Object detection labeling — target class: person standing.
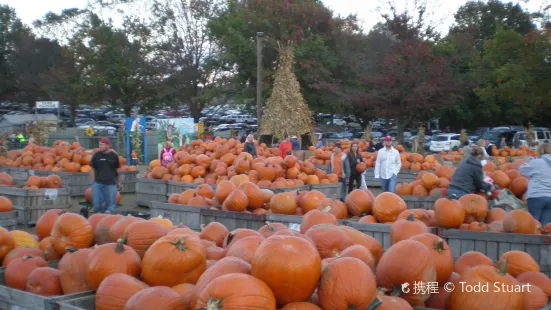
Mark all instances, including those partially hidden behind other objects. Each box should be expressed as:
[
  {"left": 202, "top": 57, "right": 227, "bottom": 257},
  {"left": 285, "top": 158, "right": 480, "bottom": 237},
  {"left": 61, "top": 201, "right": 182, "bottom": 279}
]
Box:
[
  {"left": 330, "top": 143, "right": 350, "bottom": 201},
  {"left": 160, "top": 142, "right": 176, "bottom": 167},
  {"left": 90, "top": 138, "right": 120, "bottom": 214},
  {"left": 316, "top": 138, "right": 324, "bottom": 149},
  {"left": 244, "top": 134, "right": 257, "bottom": 158},
  {"left": 291, "top": 136, "right": 300, "bottom": 151},
  {"left": 374, "top": 138, "right": 384, "bottom": 151},
  {"left": 520, "top": 144, "right": 551, "bottom": 226},
  {"left": 499, "top": 137, "right": 507, "bottom": 149},
  {"left": 367, "top": 140, "right": 376, "bottom": 152},
  {"left": 279, "top": 135, "right": 293, "bottom": 158},
  {"left": 448, "top": 147, "right": 495, "bottom": 198},
  {"left": 374, "top": 136, "right": 401, "bottom": 193},
  {"left": 347, "top": 142, "right": 363, "bottom": 193},
  {"left": 485, "top": 140, "right": 496, "bottom": 155}
]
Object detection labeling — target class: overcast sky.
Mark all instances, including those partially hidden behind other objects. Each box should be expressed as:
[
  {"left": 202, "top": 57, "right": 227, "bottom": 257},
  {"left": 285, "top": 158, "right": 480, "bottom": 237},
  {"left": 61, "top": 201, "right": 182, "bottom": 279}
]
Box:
[{"left": 3, "top": 0, "right": 549, "bottom": 35}]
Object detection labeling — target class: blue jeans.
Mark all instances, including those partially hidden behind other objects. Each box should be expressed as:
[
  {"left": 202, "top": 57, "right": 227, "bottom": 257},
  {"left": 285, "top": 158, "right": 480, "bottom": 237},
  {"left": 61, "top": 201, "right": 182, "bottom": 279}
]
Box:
[
  {"left": 447, "top": 187, "right": 470, "bottom": 199},
  {"left": 339, "top": 178, "right": 347, "bottom": 201},
  {"left": 527, "top": 197, "right": 551, "bottom": 226},
  {"left": 92, "top": 181, "right": 117, "bottom": 213},
  {"left": 380, "top": 175, "right": 397, "bottom": 193}
]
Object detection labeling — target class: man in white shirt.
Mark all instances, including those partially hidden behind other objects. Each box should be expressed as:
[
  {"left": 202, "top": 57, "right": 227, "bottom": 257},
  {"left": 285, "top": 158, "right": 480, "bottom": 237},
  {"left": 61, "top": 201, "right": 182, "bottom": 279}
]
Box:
[{"left": 374, "top": 136, "right": 402, "bottom": 193}]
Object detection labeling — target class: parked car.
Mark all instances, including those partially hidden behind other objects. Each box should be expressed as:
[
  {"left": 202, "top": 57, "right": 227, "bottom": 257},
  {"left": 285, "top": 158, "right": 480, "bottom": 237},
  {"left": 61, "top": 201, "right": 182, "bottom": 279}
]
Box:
[
  {"left": 326, "top": 119, "right": 347, "bottom": 126},
  {"left": 512, "top": 129, "right": 551, "bottom": 147},
  {"left": 482, "top": 129, "right": 516, "bottom": 147},
  {"left": 430, "top": 134, "right": 464, "bottom": 152}
]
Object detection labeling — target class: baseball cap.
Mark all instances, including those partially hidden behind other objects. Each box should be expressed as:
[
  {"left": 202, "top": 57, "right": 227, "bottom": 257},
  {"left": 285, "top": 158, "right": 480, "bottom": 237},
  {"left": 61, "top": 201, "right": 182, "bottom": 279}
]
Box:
[
  {"left": 291, "top": 135, "right": 297, "bottom": 139},
  {"left": 100, "top": 138, "right": 111, "bottom": 145},
  {"left": 384, "top": 136, "right": 392, "bottom": 142}
]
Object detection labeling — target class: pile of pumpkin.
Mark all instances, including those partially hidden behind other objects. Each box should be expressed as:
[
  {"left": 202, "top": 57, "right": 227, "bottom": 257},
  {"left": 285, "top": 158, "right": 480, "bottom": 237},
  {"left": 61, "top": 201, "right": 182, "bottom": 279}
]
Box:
[
  {"left": 21, "top": 175, "right": 63, "bottom": 189},
  {"left": 144, "top": 151, "right": 340, "bottom": 188},
  {"left": 0, "top": 140, "right": 136, "bottom": 173},
  {"left": 439, "top": 145, "right": 537, "bottom": 163},
  {"left": 1, "top": 207, "right": 550, "bottom": 310},
  {"left": 179, "top": 137, "right": 282, "bottom": 158}
]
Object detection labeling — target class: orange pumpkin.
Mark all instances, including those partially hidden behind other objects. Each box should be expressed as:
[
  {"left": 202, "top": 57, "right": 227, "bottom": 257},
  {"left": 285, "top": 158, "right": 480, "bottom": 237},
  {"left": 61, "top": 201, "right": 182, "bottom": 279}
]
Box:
[
  {"left": 95, "top": 273, "right": 149, "bottom": 310},
  {"left": 372, "top": 192, "right": 407, "bottom": 223},
  {"left": 50, "top": 213, "right": 94, "bottom": 256}
]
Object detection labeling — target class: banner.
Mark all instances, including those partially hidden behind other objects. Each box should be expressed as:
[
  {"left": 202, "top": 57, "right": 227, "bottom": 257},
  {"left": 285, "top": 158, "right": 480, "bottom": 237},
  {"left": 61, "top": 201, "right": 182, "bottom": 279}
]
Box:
[
  {"left": 156, "top": 118, "right": 196, "bottom": 154},
  {"left": 126, "top": 116, "right": 147, "bottom": 164}
]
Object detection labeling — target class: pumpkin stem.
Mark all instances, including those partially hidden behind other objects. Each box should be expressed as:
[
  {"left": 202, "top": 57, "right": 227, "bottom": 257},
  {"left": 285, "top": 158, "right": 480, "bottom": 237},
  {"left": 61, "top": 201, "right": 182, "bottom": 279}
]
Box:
[
  {"left": 65, "top": 247, "right": 79, "bottom": 253},
  {"left": 200, "top": 224, "right": 205, "bottom": 230},
  {"left": 322, "top": 206, "right": 332, "bottom": 213},
  {"left": 22, "top": 255, "right": 33, "bottom": 261},
  {"left": 447, "top": 194, "right": 458, "bottom": 200},
  {"left": 225, "top": 232, "right": 235, "bottom": 246},
  {"left": 205, "top": 297, "right": 222, "bottom": 310},
  {"left": 171, "top": 238, "right": 188, "bottom": 251},
  {"left": 115, "top": 238, "right": 127, "bottom": 253},
  {"left": 376, "top": 287, "right": 388, "bottom": 295},
  {"left": 390, "top": 285, "right": 402, "bottom": 297},
  {"left": 497, "top": 259, "right": 508, "bottom": 276},
  {"left": 433, "top": 240, "right": 445, "bottom": 253},
  {"left": 406, "top": 213, "right": 415, "bottom": 221},
  {"left": 366, "top": 297, "right": 383, "bottom": 310}
]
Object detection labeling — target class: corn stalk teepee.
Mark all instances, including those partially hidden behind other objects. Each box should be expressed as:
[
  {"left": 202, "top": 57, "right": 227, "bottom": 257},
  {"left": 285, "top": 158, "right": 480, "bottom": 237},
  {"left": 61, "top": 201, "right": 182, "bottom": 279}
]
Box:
[{"left": 259, "top": 44, "right": 315, "bottom": 144}]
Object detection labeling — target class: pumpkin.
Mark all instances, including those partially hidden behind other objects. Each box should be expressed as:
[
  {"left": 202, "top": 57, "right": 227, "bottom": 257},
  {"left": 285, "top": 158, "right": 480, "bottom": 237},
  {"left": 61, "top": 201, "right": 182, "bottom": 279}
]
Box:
[
  {"left": 172, "top": 283, "right": 195, "bottom": 309},
  {"left": 280, "top": 302, "right": 322, "bottom": 310},
  {"left": 304, "top": 224, "right": 351, "bottom": 259},
  {"left": 344, "top": 189, "right": 374, "bottom": 216},
  {"left": 448, "top": 261, "right": 523, "bottom": 310},
  {"left": 300, "top": 208, "right": 338, "bottom": 234},
  {"left": 122, "top": 220, "right": 169, "bottom": 257},
  {"left": 0, "top": 196, "right": 13, "bottom": 212},
  {"left": 340, "top": 225, "right": 383, "bottom": 264},
  {"left": 94, "top": 215, "right": 124, "bottom": 244},
  {"left": 490, "top": 170, "right": 511, "bottom": 189},
  {"left": 58, "top": 247, "right": 93, "bottom": 294},
  {"left": 142, "top": 234, "right": 207, "bottom": 286},
  {"left": 521, "top": 284, "right": 549, "bottom": 310},
  {"left": 223, "top": 228, "right": 263, "bottom": 248},
  {"left": 269, "top": 192, "right": 297, "bottom": 215},
  {"left": 486, "top": 208, "right": 507, "bottom": 223},
  {"left": 4, "top": 255, "right": 48, "bottom": 290},
  {"left": 510, "top": 177, "right": 528, "bottom": 197},
  {"left": 390, "top": 213, "right": 429, "bottom": 244},
  {"left": 190, "top": 256, "right": 252, "bottom": 307},
  {"left": 300, "top": 190, "right": 326, "bottom": 213},
  {"left": 251, "top": 235, "right": 321, "bottom": 306},
  {"left": 376, "top": 295, "right": 413, "bottom": 310},
  {"left": 516, "top": 271, "right": 551, "bottom": 297},
  {"left": 376, "top": 239, "right": 437, "bottom": 305},
  {"left": 421, "top": 173, "right": 439, "bottom": 190},
  {"left": 372, "top": 192, "right": 407, "bottom": 223},
  {"left": 458, "top": 194, "right": 488, "bottom": 223},
  {"left": 199, "top": 222, "right": 229, "bottom": 247},
  {"left": 454, "top": 251, "right": 495, "bottom": 275},
  {"left": 503, "top": 209, "right": 536, "bottom": 234},
  {"left": 358, "top": 215, "right": 377, "bottom": 223},
  {"left": 10, "top": 230, "right": 39, "bottom": 248},
  {"left": 225, "top": 236, "right": 263, "bottom": 264},
  {"left": 409, "top": 233, "right": 453, "bottom": 285},
  {"left": 85, "top": 239, "right": 142, "bottom": 290},
  {"left": 195, "top": 273, "right": 276, "bottom": 310},
  {"left": 316, "top": 196, "right": 348, "bottom": 219},
  {"left": 222, "top": 189, "right": 249, "bottom": 212},
  {"left": 433, "top": 196, "right": 465, "bottom": 228},
  {"left": 239, "top": 182, "right": 270, "bottom": 209},
  {"left": 257, "top": 222, "right": 287, "bottom": 238},
  {"left": 123, "top": 286, "right": 182, "bottom": 310},
  {"left": 45, "top": 175, "right": 62, "bottom": 188},
  {"left": 50, "top": 213, "right": 93, "bottom": 256},
  {"left": 0, "top": 227, "right": 15, "bottom": 261},
  {"left": 39, "top": 236, "right": 61, "bottom": 260},
  {"left": 498, "top": 250, "right": 540, "bottom": 277},
  {"left": 331, "top": 244, "right": 375, "bottom": 271},
  {"left": 88, "top": 213, "right": 108, "bottom": 233},
  {"left": 108, "top": 216, "right": 144, "bottom": 242},
  {"left": 26, "top": 267, "right": 62, "bottom": 296},
  {"left": 318, "top": 257, "right": 378, "bottom": 310},
  {"left": 95, "top": 273, "right": 149, "bottom": 310},
  {"left": 2, "top": 247, "right": 44, "bottom": 267}
]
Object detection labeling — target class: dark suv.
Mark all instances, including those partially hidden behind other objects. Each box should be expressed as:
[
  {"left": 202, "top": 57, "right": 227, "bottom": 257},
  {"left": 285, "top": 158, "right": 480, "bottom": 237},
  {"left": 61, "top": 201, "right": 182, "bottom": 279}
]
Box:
[{"left": 482, "top": 129, "right": 516, "bottom": 147}]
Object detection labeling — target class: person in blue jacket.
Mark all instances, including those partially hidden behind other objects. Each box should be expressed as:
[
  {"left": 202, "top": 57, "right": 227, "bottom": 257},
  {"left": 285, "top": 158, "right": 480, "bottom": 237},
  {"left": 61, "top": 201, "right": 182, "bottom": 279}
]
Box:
[
  {"left": 520, "top": 143, "right": 551, "bottom": 226},
  {"left": 291, "top": 135, "right": 300, "bottom": 150}
]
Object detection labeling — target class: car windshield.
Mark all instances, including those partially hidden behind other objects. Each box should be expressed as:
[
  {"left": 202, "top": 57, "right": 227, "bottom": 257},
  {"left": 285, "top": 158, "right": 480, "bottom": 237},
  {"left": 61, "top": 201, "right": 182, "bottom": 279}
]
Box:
[
  {"left": 482, "top": 131, "right": 503, "bottom": 139},
  {"left": 432, "top": 136, "right": 449, "bottom": 142}
]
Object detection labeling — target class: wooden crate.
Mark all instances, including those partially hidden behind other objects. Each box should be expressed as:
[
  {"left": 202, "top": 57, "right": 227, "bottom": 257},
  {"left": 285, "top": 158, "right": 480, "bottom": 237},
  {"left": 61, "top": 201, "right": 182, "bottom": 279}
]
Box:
[
  {"left": 56, "top": 295, "right": 95, "bottom": 310},
  {"left": 166, "top": 181, "right": 216, "bottom": 196},
  {"left": 314, "top": 164, "right": 330, "bottom": 173},
  {"left": 0, "top": 260, "right": 94, "bottom": 310},
  {"left": 136, "top": 178, "right": 167, "bottom": 207},
  {"left": 401, "top": 196, "right": 438, "bottom": 210},
  {"left": 0, "top": 212, "right": 17, "bottom": 231},
  {"left": 364, "top": 168, "right": 420, "bottom": 183},
  {"left": 35, "top": 171, "right": 91, "bottom": 197},
  {"left": 259, "top": 186, "right": 305, "bottom": 194},
  {"left": 266, "top": 213, "right": 349, "bottom": 232},
  {"left": 442, "top": 229, "right": 551, "bottom": 277},
  {"left": 150, "top": 202, "right": 204, "bottom": 231},
  {"left": 200, "top": 209, "right": 265, "bottom": 231},
  {"left": 0, "top": 187, "right": 71, "bottom": 226},
  {"left": 119, "top": 171, "right": 139, "bottom": 193},
  {"left": 4, "top": 167, "right": 29, "bottom": 186},
  {"left": 308, "top": 184, "right": 342, "bottom": 199}
]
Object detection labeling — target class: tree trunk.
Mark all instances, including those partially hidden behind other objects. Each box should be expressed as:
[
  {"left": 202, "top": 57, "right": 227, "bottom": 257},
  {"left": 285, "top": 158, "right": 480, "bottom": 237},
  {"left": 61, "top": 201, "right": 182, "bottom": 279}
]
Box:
[
  {"left": 190, "top": 100, "right": 201, "bottom": 122},
  {"left": 396, "top": 110, "right": 404, "bottom": 145},
  {"left": 123, "top": 103, "right": 132, "bottom": 117}
]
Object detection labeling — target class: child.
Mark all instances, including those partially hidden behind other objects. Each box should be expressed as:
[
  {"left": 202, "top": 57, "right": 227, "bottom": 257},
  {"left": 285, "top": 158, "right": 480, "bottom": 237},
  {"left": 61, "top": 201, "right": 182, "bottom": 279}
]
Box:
[{"left": 131, "top": 150, "right": 139, "bottom": 166}]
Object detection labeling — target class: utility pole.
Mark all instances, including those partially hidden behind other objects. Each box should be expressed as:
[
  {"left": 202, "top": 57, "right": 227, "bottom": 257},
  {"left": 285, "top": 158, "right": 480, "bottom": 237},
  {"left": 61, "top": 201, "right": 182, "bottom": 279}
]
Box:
[{"left": 256, "top": 32, "right": 264, "bottom": 122}]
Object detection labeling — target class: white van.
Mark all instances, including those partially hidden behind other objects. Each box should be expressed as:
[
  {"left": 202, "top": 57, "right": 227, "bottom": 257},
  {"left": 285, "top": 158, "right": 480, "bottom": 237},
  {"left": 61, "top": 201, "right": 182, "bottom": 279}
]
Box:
[
  {"left": 430, "top": 134, "right": 463, "bottom": 152},
  {"left": 512, "top": 129, "right": 551, "bottom": 147}
]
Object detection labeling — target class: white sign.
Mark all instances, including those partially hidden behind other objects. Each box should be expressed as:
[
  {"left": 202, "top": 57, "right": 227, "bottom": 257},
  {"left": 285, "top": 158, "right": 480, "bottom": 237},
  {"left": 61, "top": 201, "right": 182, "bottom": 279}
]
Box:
[
  {"left": 28, "top": 170, "right": 35, "bottom": 176},
  {"left": 36, "top": 101, "right": 59, "bottom": 109},
  {"left": 288, "top": 223, "right": 301, "bottom": 232},
  {"left": 44, "top": 189, "right": 58, "bottom": 201}
]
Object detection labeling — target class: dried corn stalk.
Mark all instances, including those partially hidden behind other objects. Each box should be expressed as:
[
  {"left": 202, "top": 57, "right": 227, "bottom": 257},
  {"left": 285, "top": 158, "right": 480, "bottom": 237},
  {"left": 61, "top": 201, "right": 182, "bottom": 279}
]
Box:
[
  {"left": 26, "top": 122, "right": 50, "bottom": 146},
  {"left": 523, "top": 121, "right": 535, "bottom": 146},
  {"left": 363, "top": 123, "right": 373, "bottom": 141},
  {"left": 460, "top": 129, "right": 468, "bottom": 145},
  {"left": 417, "top": 126, "right": 425, "bottom": 156},
  {"left": 259, "top": 45, "right": 315, "bottom": 144}
]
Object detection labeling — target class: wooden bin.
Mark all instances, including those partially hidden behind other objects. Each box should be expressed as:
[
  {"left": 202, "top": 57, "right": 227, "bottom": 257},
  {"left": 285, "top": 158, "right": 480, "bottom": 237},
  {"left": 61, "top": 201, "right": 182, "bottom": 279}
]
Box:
[
  {"left": 57, "top": 294, "right": 95, "bottom": 310},
  {"left": 0, "top": 187, "right": 71, "bottom": 227},
  {"left": 0, "top": 260, "right": 94, "bottom": 310},
  {"left": 314, "top": 164, "right": 330, "bottom": 173},
  {"left": 136, "top": 178, "right": 167, "bottom": 207},
  {"left": 259, "top": 186, "right": 305, "bottom": 194},
  {"left": 200, "top": 209, "right": 265, "bottom": 231},
  {"left": 309, "top": 184, "right": 341, "bottom": 199},
  {"left": 441, "top": 229, "right": 551, "bottom": 277},
  {"left": 5, "top": 167, "right": 30, "bottom": 186},
  {"left": 34, "top": 171, "right": 92, "bottom": 197},
  {"left": 166, "top": 181, "right": 216, "bottom": 196},
  {"left": 0, "top": 212, "right": 17, "bottom": 231},
  {"left": 266, "top": 213, "right": 349, "bottom": 232},
  {"left": 119, "top": 170, "right": 139, "bottom": 193},
  {"left": 401, "top": 196, "right": 438, "bottom": 210},
  {"left": 364, "top": 168, "right": 421, "bottom": 184},
  {"left": 150, "top": 202, "right": 204, "bottom": 231}
]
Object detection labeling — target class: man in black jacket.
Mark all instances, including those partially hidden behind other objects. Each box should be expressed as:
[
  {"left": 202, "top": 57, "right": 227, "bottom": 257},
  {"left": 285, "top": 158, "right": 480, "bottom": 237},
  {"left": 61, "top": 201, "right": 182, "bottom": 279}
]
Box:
[
  {"left": 347, "top": 142, "right": 363, "bottom": 193},
  {"left": 90, "top": 138, "right": 120, "bottom": 213},
  {"left": 448, "top": 147, "right": 495, "bottom": 198}
]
